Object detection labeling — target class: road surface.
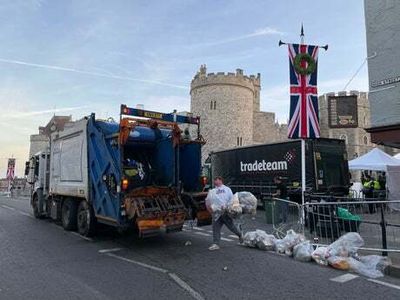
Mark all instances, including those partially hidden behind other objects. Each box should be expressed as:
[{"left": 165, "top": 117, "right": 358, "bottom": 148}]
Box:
[{"left": 1, "top": 195, "right": 400, "bottom": 299}]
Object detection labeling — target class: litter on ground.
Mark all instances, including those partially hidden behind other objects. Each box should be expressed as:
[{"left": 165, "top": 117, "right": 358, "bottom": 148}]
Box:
[{"left": 242, "top": 230, "right": 391, "bottom": 279}]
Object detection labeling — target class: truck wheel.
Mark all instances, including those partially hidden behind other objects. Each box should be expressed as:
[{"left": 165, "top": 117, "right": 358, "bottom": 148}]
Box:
[
  {"left": 62, "top": 199, "right": 78, "bottom": 231},
  {"left": 77, "top": 201, "right": 96, "bottom": 237},
  {"left": 32, "top": 194, "right": 41, "bottom": 219}
]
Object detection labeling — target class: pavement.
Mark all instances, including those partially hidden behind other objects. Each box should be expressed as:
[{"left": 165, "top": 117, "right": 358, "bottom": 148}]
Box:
[{"left": 1, "top": 196, "right": 400, "bottom": 299}]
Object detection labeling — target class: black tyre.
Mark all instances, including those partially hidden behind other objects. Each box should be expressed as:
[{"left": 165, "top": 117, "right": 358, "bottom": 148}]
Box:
[
  {"left": 61, "top": 199, "right": 78, "bottom": 231},
  {"left": 77, "top": 201, "right": 96, "bottom": 237},
  {"left": 32, "top": 194, "right": 41, "bottom": 219}
]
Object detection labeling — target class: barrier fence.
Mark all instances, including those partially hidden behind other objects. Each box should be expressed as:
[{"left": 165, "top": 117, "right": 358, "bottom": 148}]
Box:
[{"left": 265, "top": 196, "right": 400, "bottom": 258}]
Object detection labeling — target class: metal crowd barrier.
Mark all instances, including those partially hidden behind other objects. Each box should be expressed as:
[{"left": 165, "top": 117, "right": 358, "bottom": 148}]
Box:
[
  {"left": 264, "top": 198, "right": 303, "bottom": 239},
  {"left": 267, "top": 196, "right": 400, "bottom": 257}
]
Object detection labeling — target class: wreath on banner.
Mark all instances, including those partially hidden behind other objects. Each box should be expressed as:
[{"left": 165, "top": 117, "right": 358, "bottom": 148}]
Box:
[{"left": 294, "top": 53, "right": 316, "bottom": 75}]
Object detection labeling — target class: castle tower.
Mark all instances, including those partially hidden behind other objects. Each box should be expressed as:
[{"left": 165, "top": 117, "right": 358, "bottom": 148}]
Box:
[
  {"left": 250, "top": 73, "right": 261, "bottom": 112},
  {"left": 190, "top": 65, "right": 257, "bottom": 162}
]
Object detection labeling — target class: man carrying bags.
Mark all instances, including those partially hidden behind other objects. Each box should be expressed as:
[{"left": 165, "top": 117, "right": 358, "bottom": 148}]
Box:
[{"left": 206, "top": 176, "right": 243, "bottom": 251}]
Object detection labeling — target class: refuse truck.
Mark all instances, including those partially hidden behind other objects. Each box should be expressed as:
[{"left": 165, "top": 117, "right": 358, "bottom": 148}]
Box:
[
  {"left": 26, "top": 105, "right": 211, "bottom": 237},
  {"left": 206, "top": 139, "right": 350, "bottom": 202}
]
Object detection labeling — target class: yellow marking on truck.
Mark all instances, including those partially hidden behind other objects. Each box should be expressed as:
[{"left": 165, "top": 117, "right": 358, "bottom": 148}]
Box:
[{"left": 143, "top": 111, "right": 163, "bottom": 119}]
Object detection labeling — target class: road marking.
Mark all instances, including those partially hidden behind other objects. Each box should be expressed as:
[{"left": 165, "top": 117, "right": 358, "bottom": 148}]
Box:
[
  {"left": 220, "top": 237, "right": 234, "bottom": 242},
  {"left": 98, "top": 248, "right": 123, "bottom": 254},
  {"left": 192, "top": 231, "right": 234, "bottom": 242},
  {"left": 106, "top": 252, "right": 168, "bottom": 273},
  {"left": 1, "top": 205, "right": 16, "bottom": 211},
  {"left": 194, "top": 231, "right": 211, "bottom": 237},
  {"left": 53, "top": 224, "right": 64, "bottom": 230},
  {"left": 330, "top": 273, "right": 359, "bottom": 283},
  {"left": 168, "top": 273, "right": 205, "bottom": 300},
  {"left": 228, "top": 235, "right": 239, "bottom": 239},
  {"left": 70, "top": 232, "right": 94, "bottom": 242},
  {"left": 19, "top": 211, "right": 34, "bottom": 218},
  {"left": 193, "top": 227, "right": 205, "bottom": 231},
  {"left": 105, "top": 251, "right": 204, "bottom": 300},
  {"left": 367, "top": 279, "right": 400, "bottom": 291}
]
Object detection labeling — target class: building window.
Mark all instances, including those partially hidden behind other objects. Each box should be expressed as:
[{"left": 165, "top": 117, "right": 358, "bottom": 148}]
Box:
[
  {"left": 240, "top": 137, "right": 243, "bottom": 146},
  {"left": 210, "top": 100, "right": 217, "bottom": 110},
  {"left": 237, "top": 137, "right": 243, "bottom": 146},
  {"left": 210, "top": 101, "right": 213, "bottom": 110},
  {"left": 213, "top": 101, "right": 217, "bottom": 110},
  {"left": 364, "top": 136, "right": 368, "bottom": 145}
]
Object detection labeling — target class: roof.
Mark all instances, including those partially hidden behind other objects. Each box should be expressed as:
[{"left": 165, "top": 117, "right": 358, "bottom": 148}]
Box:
[
  {"left": 349, "top": 148, "right": 400, "bottom": 171},
  {"left": 211, "top": 138, "right": 344, "bottom": 155}
]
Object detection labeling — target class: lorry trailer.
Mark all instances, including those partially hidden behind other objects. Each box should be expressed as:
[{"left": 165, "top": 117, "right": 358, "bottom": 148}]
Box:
[
  {"left": 27, "top": 105, "right": 211, "bottom": 237},
  {"left": 207, "top": 138, "right": 350, "bottom": 201}
]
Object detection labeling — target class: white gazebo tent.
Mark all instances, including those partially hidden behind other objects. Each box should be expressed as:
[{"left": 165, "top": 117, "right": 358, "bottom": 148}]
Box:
[{"left": 349, "top": 148, "right": 400, "bottom": 210}]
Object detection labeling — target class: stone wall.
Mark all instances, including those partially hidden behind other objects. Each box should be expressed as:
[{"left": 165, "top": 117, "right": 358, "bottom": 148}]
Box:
[{"left": 253, "top": 112, "right": 287, "bottom": 144}]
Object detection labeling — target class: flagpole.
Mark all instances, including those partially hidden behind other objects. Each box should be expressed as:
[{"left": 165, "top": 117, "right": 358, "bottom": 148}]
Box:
[
  {"left": 300, "top": 24, "right": 306, "bottom": 218},
  {"left": 279, "top": 25, "right": 328, "bottom": 226}
]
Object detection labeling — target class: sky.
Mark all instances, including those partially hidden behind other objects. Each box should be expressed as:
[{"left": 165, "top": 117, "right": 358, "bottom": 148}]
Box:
[{"left": 0, "top": 0, "right": 368, "bottom": 177}]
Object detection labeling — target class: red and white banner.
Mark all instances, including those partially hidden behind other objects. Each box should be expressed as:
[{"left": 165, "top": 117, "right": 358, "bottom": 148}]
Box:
[{"left": 6, "top": 158, "right": 15, "bottom": 180}]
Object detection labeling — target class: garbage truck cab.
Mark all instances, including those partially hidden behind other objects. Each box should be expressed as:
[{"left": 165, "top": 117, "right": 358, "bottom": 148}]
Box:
[{"left": 26, "top": 150, "right": 50, "bottom": 218}]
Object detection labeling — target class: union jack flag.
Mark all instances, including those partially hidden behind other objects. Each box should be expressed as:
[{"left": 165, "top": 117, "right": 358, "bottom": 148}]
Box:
[{"left": 287, "top": 43, "right": 320, "bottom": 139}]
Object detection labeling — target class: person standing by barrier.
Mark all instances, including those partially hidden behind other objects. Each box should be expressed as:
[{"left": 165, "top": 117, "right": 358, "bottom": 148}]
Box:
[
  {"left": 206, "top": 176, "right": 243, "bottom": 251},
  {"left": 272, "top": 176, "right": 288, "bottom": 223},
  {"left": 378, "top": 173, "right": 386, "bottom": 191},
  {"left": 363, "top": 175, "right": 376, "bottom": 213}
]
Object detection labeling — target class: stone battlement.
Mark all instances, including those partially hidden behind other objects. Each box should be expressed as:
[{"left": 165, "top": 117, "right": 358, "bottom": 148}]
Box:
[
  {"left": 321, "top": 91, "right": 369, "bottom": 106},
  {"left": 191, "top": 65, "right": 260, "bottom": 93},
  {"left": 323, "top": 90, "right": 368, "bottom": 98}
]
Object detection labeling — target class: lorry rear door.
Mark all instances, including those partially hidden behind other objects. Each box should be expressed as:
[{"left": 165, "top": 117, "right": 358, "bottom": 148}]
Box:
[{"left": 313, "top": 140, "right": 349, "bottom": 192}]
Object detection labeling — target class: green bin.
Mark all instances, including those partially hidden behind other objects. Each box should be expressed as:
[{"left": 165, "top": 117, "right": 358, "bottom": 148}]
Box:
[
  {"left": 337, "top": 207, "right": 362, "bottom": 232},
  {"left": 264, "top": 198, "right": 279, "bottom": 224}
]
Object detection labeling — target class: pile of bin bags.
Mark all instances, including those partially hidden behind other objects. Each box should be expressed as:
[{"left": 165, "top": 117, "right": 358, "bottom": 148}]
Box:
[
  {"left": 206, "top": 190, "right": 257, "bottom": 216},
  {"left": 243, "top": 230, "right": 390, "bottom": 278}
]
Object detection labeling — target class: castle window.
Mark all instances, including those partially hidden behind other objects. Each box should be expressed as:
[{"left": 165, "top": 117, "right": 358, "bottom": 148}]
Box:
[
  {"left": 237, "top": 137, "right": 240, "bottom": 146},
  {"left": 240, "top": 137, "right": 243, "bottom": 146},
  {"left": 210, "top": 100, "right": 217, "bottom": 110},
  {"left": 364, "top": 136, "right": 368, "bottom": 145}
]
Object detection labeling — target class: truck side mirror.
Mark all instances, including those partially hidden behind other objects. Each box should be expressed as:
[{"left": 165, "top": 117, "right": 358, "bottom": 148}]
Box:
[{"left": 24, "top": 161, "right": 30, "bottom": 176}]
